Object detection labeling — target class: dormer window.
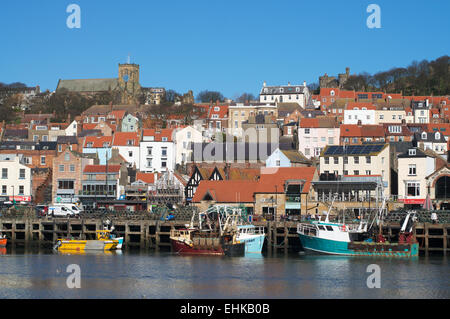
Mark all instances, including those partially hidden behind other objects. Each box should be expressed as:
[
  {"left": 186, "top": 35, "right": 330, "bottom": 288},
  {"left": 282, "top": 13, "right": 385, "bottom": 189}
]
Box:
[
  {"left": 214, "top": 107, "right": 220, "bottom": 112},
  {"left": 86, "top": 142, "right": 93, "bottom": 148},
  {"left": 127, "top": 140, "right": 134, "bottom": 146},
  {"left": 435, "top": 132, "right": 440, "bottom": 140},
  {"left": 408, "top": 149, "right": 416, "bottom": 156},
  {"left": 330, "top": 90, "right": 335, "bottom": 96},
  {"left": 162, "top": 137, "right": 168, "bottom": 142},
  {"left": 422, "top": 132, "right": 427, "bottom": 139},
  {"left": 103, "top": 142, "right": 109, "bottom": 147}
]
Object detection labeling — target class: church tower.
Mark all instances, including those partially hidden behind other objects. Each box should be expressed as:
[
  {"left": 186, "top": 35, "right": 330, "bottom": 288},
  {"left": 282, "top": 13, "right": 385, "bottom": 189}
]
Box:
[{"left": 118, "top": 60, "right": 142, "bottom": 105}]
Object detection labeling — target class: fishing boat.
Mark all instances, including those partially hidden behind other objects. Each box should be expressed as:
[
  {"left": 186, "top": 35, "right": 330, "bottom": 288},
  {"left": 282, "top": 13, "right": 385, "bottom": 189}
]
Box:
[
  {"left": 0, "top": 233, "right": 7, "bottom": 247},
  {"left": 297, "top": 196, "right": 419, "bottom": 257},
  {"left": 170, "top": 206, "right": 245, "bottom": 256},
  {"left": 236, "top": 224, "right": 265, "bottom": 254},
  {"left": 54, "top": 230, "right": 119, "bottom": 252}
]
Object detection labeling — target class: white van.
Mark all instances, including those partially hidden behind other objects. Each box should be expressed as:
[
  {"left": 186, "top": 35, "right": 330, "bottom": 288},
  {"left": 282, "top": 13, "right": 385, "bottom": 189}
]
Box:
[{"left": 48, "top": 203, "right": 83, "bottom": 217}]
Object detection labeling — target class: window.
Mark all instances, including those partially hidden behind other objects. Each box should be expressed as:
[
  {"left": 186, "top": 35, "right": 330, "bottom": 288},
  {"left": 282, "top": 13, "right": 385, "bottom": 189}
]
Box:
[
  {"left": 276, "top": 160, "right": 281, "bottom": 166},
  {"left": 325, "top": 226, "right": 333, "bottom": 231},
  {"left": 58, "top": 180, "right": 74, "bottom": 189},
  {"left": 304, "top": 128, "right": 310, "bottom": 134},
  {"left": 365, "top": 170, "right": 371, "bottom": 175},
  {"left": 161, "top": 160, "right": 167, "bottom": 168},
  {"left": 354, "top": 170, "right": 359, "bottom": 175},
  {"left": 406, "top": 182, "right": 420, "bottom": 197},
  {"left": 333, "top": 157, "right": 339, "bottom": 164},
  {"left": 187, "top": 132, "right": 191, "bottom": 139},
  {"left": 354, "top": 157, "right": 359, "bottom": 164},
  {"left": 147, "top": 147, "right": 153, "bottom": 156},
  {"left": 19, "top": 186, "right": 24, "bottom": 195},
  {"left": 162, "top": 137, "right": 168, "bottom": 142},
  {"left": 343, "top": 170, "right": 348, "bottom": 175},
  {"left": 147, "top": 159, "right": 152, "bottom": 167},
  {"left": 344, "top": 157, "right": 348, "bottom": 164},
  {"left": 59, "top": 165, "right": 64, "bottom": 172},
  {"left": 58, "top": 145, "right": 62, "bottom": 152},
  {"left": 127, "top": 140, "right": 134, "bottom": 146},
  {"left": 64, "top": 153, "right": 70, "bottom": 161},
  {"left": 408, "top": 149, "right": 416, "bottom": 156},
  {"left": 409, "top": 164, "right": 416, "bottom": 176},
  {"left": 161, "top": 147, "right": 167, "bottom": 157},
  {"left": 70, "top": 164, "right": 75, "bottom": 172},
  {"left": 379, "top": 115, "right": 384, "bottom": 120},
  {"left": 19, "top": 169, "right": 25, "bottom": 179},
  {"left": 328, "top": 137, "right": 334, "bottom": 144},
  {"left": 324, "top": 157, "right": 329, "bottom": 164},
  {"left": 41, "top": 156, "right": 46, "bottom": 165},
  {"left": 128, "top": 151, "right": 133, "bottom": 157},
  {"left": 366, "top": 156, "right": 371, "bottom": 164},
  {"left": 304, "top": 148, "right": 310, "bottom": 156},
  {"left": 2, "top": 168, "right": 7, "bottom": 179}
]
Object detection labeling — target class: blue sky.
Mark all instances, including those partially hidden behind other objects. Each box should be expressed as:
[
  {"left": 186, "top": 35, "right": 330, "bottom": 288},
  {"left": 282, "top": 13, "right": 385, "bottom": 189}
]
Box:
[{"left": 0, "top": 0, "right": 449, "bottom": 98}]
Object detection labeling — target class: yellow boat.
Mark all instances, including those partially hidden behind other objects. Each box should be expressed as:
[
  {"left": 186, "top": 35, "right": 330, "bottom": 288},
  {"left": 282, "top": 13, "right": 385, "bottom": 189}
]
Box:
[{"left": 55, "top": 230, "right": 119, "bottom": 252}]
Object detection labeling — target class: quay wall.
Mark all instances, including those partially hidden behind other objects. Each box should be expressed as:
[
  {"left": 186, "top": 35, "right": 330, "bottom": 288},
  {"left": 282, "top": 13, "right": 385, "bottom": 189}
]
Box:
[{"left": 0, "top": 217, "right": 448, "bottom": 255}]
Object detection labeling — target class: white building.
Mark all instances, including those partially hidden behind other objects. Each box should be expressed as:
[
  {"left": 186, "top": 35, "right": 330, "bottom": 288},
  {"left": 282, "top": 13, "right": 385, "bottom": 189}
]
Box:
[
  {"left": 343, "top": 103, "right": 376, "bottom": 125},
  {"left": 65, "top": 120, "right": 78, "bottom": 136},
  {"left": 174, "top": 126, "right": 204, "bottom": 165},
  {"left": 259, "top": 81, "right": 309, "bottom": 108},
  {"left": 0, "top": 154, "right": 32, "bottom": 202},
  {"left": 397, "top": 147, "right": 435, "bottom": 205},
  {"left": 112, "top": 132, "right": 140, "bottom": 169},
  {"left": 139, "top": 129, "right": 175, "bottom": 172},
  {"left": 319, "top": 143, "right": 391, "bottom": 197}
]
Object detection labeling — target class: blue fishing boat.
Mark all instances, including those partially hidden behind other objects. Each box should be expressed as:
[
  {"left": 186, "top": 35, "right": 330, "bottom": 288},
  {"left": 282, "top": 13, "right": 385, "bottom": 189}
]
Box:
[
  {"left": 297, "top": 197, "right": 419, "bottom": 257},
  {"left": 236, "top": 224, "right": 265, "bottom": 254}
]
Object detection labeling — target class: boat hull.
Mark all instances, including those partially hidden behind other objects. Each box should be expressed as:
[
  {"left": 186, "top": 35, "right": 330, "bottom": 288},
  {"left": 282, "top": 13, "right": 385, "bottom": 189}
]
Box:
[
  {"left": 171, "top": 239, "right": 245, "bottom": 257},
  {"left": 298, "top": 234, "right": 419, "bottom": 257},
  {"left": 240, "top": 234, "right": 265, "bottom": 254},
  {"left": 0, "top": 238, "right": 7, "bottom": 247},
  {"left": 57, "top": 239, "right": 118, "bottom": 251}
]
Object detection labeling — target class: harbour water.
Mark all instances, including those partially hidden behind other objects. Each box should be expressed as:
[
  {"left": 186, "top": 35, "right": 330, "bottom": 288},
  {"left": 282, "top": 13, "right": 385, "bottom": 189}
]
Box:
[{"left": 0, "top": 247, "right": 448, "bottom": 299}]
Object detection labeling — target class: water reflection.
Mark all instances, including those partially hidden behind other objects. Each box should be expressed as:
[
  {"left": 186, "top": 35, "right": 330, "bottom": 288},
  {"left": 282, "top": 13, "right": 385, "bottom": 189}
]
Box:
[{"left": 0, "top": 248, "right": 447, "bottom": 299}]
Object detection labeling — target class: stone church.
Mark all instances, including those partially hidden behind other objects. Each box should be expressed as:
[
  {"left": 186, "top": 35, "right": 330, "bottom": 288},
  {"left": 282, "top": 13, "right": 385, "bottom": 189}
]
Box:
[{"left": 56, "top": 62, "right": 164, "bottom": 105}]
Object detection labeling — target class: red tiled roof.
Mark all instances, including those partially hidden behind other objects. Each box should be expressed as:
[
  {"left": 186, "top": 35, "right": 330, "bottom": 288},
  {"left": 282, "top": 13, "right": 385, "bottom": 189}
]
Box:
[
  {"left": 83, "top": 165, "right": 121, "bottom": 173},
  {"left": 142, "top": 128, "right": 174, "bottom": 142},
  {"left": 340, "top": 124, "right": 385, "bottom": 137},
  {"left": 255, "top": 167, "right": 316, "bottom": 194},
  {"left": 83, "top": 136, "right": 113, "bottom": 148},
  {"left": 136, "top": 172, "right": 155, "bottom": 184},
  {"left": 299, "top": 118, "right": 319, "bottom": 128},
  {"left": 208, "top": 105, "right": 229, "bottom": 119},
  {"left": 112, "top": 132, "right": 140, "bottom": 146},
  {"left": 192, "top": 180, "right": 257, "bottom": 203},
  {"left": 108, "top": 110, "right": 126, "bottom": 120}
]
